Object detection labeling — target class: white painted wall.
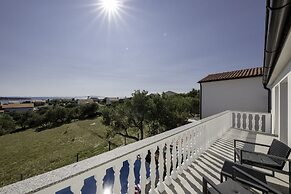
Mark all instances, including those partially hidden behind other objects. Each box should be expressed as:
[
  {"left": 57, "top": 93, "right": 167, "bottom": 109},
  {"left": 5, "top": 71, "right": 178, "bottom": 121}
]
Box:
[
  {"left": 201, "top": 77, "right": 268, "bottom": 118},
  {"left": 268, "top": 31, "right": 291, "bottom": 146}
]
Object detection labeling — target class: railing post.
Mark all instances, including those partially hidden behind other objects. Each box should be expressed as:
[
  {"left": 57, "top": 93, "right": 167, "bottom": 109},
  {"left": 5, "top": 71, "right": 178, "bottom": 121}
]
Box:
[
  {"left": 140, "top": 152, "right": 147, "bottom": 194},
  {"left": 182, "top": 134, "right": 188, "bottom": 170},
  {"left": 189, "top": 131, "right": 194, "bottom": 163},
  {"left": 235, "top": 112, "right": 239, "bottom": 128},
  {"left": 265, "top": 114, "right": 271, "bottom": 134},
  {"left": 258, "top": 114, "right": 263, "bottom": 132},
  {"left": 246, "top": 113, "right": 250, "bottom": 130},
  {"left": 149, "top": 147, "right": 157, "bottom": 194},
  {"left": 177, "top": 136, "right": 183, "bottom": 174},
  {"left": 113, "top": 163, "right": 122, "bottom": 194},
  {"left": 157, "top": 144, "right": 165, "bottom": 192},
  {"left": 164, "top": 140, "right": 172, "bottom": 186},
  {"left": 128, "top": 157, "right": 135, "bottom": 194},
  {"left": 171, "top": 138, "right": 178, "bottom": 180},
  {"left": 240, "top": 113, "right": 244, "bottom": 129},
  {"left": 252, "top": 114, "right": 256, "bottom": 131},
  {"left": 70, "top": 181, "right": 83, "bottom": 194},
  {"left": 95, "top": 168, "right": 105, "bottom": 194}
]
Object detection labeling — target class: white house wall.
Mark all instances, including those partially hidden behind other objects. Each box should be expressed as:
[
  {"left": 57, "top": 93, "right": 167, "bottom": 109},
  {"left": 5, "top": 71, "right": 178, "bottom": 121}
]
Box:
[{"left": 201, "top": 77, "right": 268, "bottom": 118}]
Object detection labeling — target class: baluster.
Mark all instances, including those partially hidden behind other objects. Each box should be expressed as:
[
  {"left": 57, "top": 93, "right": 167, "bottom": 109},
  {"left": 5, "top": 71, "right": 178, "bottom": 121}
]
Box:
[
  {"left": 196, "top": 129, "right": 201, "bottom": 156},
  {"left": 149, "top": 147, "right": 157, "bottom": 194},
  {"left": 157, "top": 144, "right": 165, "bottom": 192},
  {"left": 171, "top": 138, "right": 178, "bottom": 180},
  {"left": 128, "top": 158, "right": 135, "bottom": 194},
  {"left": 113, "top": 163, "right": 122, "bottom": 194},
  {"left": 202, "top": 126, "right": 207, "bottom": 151},
  {"left": 182, "top": 134, "right": 188, "bottom": 170},
  {"left": 193, "top": 129, "right": 198, "bottom": 161},
  {"left": 240, "top": 113, "right": 244, "bottom": 129},
  {"left": 189, "top": 132, "right": 194, "bottom": 163},
  {"left": 95, "top": 168, "right": 105, "bottom": 194},
  {"left": 70, "top": 181, "right": 83, "bottom": 194},
  {"left": 177, "top": 136, "right": 183, "bottom": 174},
  {"left": 164, "top": 140, "right": 172, "bottom": 185},
  {"left": 246, "top": 114, "right": 250, "bottom": 130},
  {"left": 252, "top": 114, "right": 256, "bottom": 131},
  {"left": 140, "top": 152, "right": 147, "bottom": 194},
  {"left": 258, "top": 114, "right": 263, "bottom": 132},
  {"left": 233, "top": 112, "right": 236, "bottom": 128},
  {"left": 187, "top": 132, "right": 192, "bottom": 165},
  {"left": 235, "top": 112, "right": 239, "bottom": 128}
]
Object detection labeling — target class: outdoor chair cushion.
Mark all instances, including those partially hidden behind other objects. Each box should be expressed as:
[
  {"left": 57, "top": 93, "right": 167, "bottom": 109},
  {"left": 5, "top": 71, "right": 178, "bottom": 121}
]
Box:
[{"left": 235, "top": 148, "right": 282, "bottom": 169}]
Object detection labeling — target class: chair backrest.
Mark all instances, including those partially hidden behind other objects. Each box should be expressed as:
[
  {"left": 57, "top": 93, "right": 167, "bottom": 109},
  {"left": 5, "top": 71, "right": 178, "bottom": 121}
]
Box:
[{"left": 268, "top": 139, "right": 291, "bottom": 169}]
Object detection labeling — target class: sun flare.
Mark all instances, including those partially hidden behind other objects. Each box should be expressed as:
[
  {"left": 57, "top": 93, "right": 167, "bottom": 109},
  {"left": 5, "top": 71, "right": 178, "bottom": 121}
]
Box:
[{"left": 100, "top": 0, "right": 121, "bottom": 14}]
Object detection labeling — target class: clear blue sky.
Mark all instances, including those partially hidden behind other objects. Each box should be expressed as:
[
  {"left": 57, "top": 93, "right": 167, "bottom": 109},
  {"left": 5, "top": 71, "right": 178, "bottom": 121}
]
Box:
[{"left": 0, "top": 0, "right": 265, "bottom": 97}]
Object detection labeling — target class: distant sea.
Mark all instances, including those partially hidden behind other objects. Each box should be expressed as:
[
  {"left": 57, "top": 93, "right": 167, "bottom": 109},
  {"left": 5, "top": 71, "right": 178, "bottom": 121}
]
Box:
[{"left": 0, "top": 96, "right": 103, "bottom": 105}]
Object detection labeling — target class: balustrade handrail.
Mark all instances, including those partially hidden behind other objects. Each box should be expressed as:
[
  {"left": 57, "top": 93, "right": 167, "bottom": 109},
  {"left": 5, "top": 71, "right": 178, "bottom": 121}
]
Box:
[
  {"left": 0, "top": 111, "right": 232, "bottom": 194},
  {"left": 231, "top": 110, "right": 270, "bottom": 115}
]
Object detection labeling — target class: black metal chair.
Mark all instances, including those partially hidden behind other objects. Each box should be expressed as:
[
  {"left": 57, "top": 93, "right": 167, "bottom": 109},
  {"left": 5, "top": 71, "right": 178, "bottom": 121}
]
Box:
[
  {"left": 234, "top": 139, "right": 291, "bottom": 193},
  {"left": 203, "top": 165, "right": 282, "bottom": 194}
]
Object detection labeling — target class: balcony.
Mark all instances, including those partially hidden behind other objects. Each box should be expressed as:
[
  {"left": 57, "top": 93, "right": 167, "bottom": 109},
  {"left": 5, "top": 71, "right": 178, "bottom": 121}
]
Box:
[{"left": 0, "top": 111, "right": 288, "bottom": 194}]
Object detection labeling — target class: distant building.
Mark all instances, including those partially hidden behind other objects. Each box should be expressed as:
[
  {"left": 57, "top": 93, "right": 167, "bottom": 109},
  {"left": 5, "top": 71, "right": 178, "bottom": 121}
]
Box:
[
  {"left": 0, "top": 110, "right": 4, "bottom": 114},
  {"left": 1, "top": 103, "right": 34, "bottom": 113},
  {"left": 105, "top": 97, "right": 119, "bottom": 105},
  {"left": 90, "top": 96, "right": 101, "bottom": 103},
  {"left": 33, "top": 100, "right": 46, "bottom": 106},
  {"left": 78, "top": 99, "right": 94, "bottom": 105}
]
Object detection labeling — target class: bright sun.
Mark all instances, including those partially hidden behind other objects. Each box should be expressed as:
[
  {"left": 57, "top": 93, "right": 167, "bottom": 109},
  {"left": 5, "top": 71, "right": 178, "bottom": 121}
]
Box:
[{"left": 100, "top": 0, "right": 121, "bottom": 14}]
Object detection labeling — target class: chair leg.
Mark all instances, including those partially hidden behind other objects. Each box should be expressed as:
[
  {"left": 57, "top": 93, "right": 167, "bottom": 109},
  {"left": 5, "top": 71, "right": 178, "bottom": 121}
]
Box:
[{"left": 202, "top": 177, "right": 208, "bottom": 194}]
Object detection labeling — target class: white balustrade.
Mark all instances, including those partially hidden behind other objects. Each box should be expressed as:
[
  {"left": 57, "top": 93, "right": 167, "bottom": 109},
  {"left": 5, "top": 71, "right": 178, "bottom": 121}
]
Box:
[
  {"left": 232, "top": 111, "right": 271, "bottom": 134},
  {"left": 2, "top": 111, "right": 258, "bottom": 194}
]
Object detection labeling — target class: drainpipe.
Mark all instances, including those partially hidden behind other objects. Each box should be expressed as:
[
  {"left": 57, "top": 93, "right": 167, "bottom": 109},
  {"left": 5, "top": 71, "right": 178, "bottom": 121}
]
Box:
[
  {"left": 264, "top": 84, "right": 272, "bottom": 113},
  {"left": 263, "top": 0, "right": 291, "bottom": 85}
]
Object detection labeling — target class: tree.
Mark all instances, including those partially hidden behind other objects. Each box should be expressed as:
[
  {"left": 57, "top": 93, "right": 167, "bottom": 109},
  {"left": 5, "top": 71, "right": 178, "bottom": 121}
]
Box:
[
  {"left": 79, "top": 103, "right": 98, "bottom": 119},
  {"left": 0, "top": 114, "right": 16, "bottom": 135},
  {"left": 102, "top": 90, "right": 150, "bottom": 141}
]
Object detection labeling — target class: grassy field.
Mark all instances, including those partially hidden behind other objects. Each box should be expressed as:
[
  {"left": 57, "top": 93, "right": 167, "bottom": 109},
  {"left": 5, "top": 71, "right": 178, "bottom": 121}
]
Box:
[{"left": 0, "top": 117, "right": 133, "bottom": 187}]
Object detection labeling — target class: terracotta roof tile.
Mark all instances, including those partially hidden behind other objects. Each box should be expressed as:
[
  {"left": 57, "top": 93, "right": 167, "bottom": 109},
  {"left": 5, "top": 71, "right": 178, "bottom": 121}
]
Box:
[{"left": 198, "top": 67, "right": 263, "bottom": 83}]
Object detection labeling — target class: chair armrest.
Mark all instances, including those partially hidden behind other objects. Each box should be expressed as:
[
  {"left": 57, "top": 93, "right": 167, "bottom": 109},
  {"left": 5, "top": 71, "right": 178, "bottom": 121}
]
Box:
[
  {"left": 241, "top": 150, "right": 291, "bottom": 163},
  {"left": 202, "top": 176, "right": 223, "bottom": 194},
  {"left": 234, "top": 139, "right": 271, "bottom": 149},
  {"left": 232, "top": 166, "right": 282, "bottom": 194}
]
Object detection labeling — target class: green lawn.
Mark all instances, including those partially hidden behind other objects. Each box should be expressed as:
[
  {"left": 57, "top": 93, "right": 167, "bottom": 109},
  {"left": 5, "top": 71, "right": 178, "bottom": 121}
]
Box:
[{"left": 0, "top": 117, "right": 128, "bottom": 187}]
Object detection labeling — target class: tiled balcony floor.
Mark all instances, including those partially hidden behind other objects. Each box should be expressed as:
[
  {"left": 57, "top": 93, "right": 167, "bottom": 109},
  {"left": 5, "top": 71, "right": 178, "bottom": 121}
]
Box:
[{"left": 161, "top": 128, "right": 289, "bottom": 194}]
